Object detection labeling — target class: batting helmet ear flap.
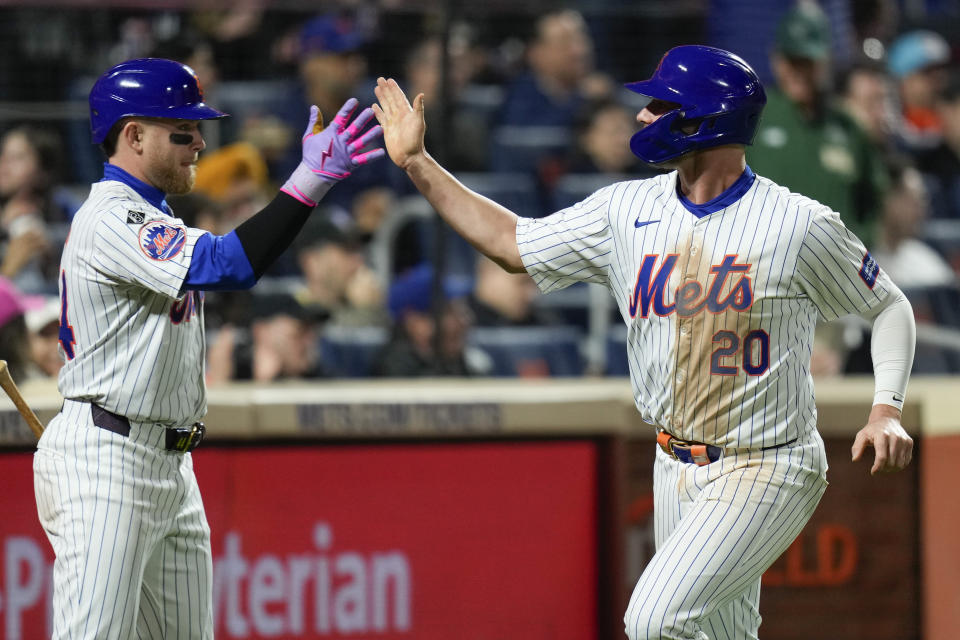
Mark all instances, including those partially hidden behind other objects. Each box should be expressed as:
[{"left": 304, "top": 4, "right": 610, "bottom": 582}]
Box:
[{"left": 669, "top": 115, "right": 708, "bottom": 136}]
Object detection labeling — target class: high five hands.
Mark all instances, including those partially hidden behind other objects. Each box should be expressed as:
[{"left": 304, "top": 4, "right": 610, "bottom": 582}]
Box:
[{"left": 372, "top": 78, "right": 427, "bottom": 171}]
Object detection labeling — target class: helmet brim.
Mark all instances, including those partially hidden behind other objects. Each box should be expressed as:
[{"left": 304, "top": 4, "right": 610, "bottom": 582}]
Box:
[
  {"left": 159, "top": 103, "right": 229, "bottom": 121},
  {"left": 624, "top": 79, "right": 685, "bottom": 103}
]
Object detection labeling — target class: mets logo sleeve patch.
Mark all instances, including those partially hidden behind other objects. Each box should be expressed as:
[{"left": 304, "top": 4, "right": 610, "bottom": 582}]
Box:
[
  {"left": 92, "top": 201, "right": 204, "bottom": 299},
  {"left": 139, "top": 222, "right": 187, "bottom": 261}
]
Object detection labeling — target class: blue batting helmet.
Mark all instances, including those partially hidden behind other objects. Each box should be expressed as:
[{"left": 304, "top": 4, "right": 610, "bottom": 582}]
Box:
[
  {"left": 625, "top": 46, "right": 766, "bottom": 164},
  {"left": 89, "top": 58, "right": 228, "bottom": 144}
]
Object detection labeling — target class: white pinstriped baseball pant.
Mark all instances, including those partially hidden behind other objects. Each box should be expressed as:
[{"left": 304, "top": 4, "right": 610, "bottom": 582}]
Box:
[
  {"left": 624, "top": 430, "right": 828, "bottom": 640},
  {"left": 33, "top": 399, "right": 212, "bottom": 639}
]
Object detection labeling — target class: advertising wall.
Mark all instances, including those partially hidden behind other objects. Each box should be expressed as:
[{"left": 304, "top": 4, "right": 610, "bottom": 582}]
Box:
[{"left": 0, "top": 441, "right": 599, "bottom": 640}]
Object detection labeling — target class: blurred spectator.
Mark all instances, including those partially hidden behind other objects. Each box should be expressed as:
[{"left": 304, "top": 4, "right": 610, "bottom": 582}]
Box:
[
  {"left": 23, "top": 295, "right": 62, "bottom": 380},
  {"left": 373, "top": 264, "right": 489, "bottom": 377},
  {"left": 566, "top": 98, "right": 644, "bottom": 175},
  {"left": 272, "top": 12, "right": 393, "bottom": 227},
  {"left": 468, "top": 255, "right": 563, "bottom": 327},
  {"left": 708, "top": 0, "right": 856, "bottom": 86},
  {"left": 888, "top": 29, "right": 952, "bottom": 151},
  {"left": 206, "top": 293, "right": 325, "bottom": 384},
  {"left": 871, "top": 161, "right": 955, "bottom": 287},
  {"left": 404, "top": 30, "right": 489, "bottom": 171},
  {"left": 107, "top": 17, "right": 155, "bottom": 68},
  {"left": 189, "top": 2, "right": 271, "bottom": 80},
  {"left": 2, "top": 8, "right": 86, "bottom": 101},
  {"left": 839, "top": 62, "right": 897, "bottom": 153},
  {"left": 748, "top": 1, "right": 887, "bottom": 247},
  {"left": 0, "top": 277, "right": 34, "bottom": 384},
  {"left": 166, "top": 192, "right": 225, "bottom": 235},
  {"left": 498, "top": 9, "right": 612, "bottom": 128},
  {"left": 914, "top": 74, "right": 960, "bottom": 219},
  {"left": 153, "top": 31, "right": 219, "bottom": 99},
  {"left": 0, "top": 125, "right": 71, "bottom": 223},
  {"left": 298, "top": 13, "right": 372, "bottom": 131},
  {"left": 351, "top": 186, "right": 396, "bottom": 243},
  {"left": 266, "top": 11, "right": 374, "bottom": 181},
  {"left": 193, "top": 141, "right": 271, "bottom": 231},
  {"left": 234, "top": 114, "right": 294, "bottom": 185},
  {"left": 450, "top": 21, "right": 507, "bottom": 87},
  {"left": 292, "top": 214, "right": 387, "bottom": 327},
  {"left": 850, "top": 0, "right": 898, "bottom": 46},
  {"left": 492, "top": 11, "right": 614, "bottom": 210},
  {"left": 0, "top": 125, "right": 72, "bottom": 294}
]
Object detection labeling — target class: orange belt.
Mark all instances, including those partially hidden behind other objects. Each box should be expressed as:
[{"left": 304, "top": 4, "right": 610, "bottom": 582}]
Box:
[{"left": 657, "top": 430, "right": 722, "bottom": 466}]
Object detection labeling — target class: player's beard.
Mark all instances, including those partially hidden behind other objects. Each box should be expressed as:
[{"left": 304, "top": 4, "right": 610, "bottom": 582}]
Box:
[{"left": 148, "top": 161, "right": 196, "bottom": 195}]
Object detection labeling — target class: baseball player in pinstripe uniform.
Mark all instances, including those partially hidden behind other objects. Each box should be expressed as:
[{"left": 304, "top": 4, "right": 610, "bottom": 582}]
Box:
[
  {"left": 33, "top": 58, "right": 382, "bottom": 638},
  {"left": 374, "top": 45, "right": 915, "bottom": 640}
]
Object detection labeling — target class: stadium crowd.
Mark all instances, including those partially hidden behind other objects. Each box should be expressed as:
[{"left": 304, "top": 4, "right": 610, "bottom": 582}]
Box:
[{"left": 1, "top": 0, "right": 959, "bottom": 382}]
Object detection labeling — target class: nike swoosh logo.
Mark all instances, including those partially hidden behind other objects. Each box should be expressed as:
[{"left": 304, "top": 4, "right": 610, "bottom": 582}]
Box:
[
  {"left": 893, "top": 394, "right": 904, "bottom": 403},
  {"left": 635, "top": 219, "right": 660, "bottom": 229}
]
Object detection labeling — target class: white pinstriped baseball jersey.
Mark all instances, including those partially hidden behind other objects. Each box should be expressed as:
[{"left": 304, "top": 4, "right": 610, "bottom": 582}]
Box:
[
  {"left": 57, "top": 178, "right": 207, "bottom": 425},
  {"left": 517, "top": 167, "right": 892, "bottom": 449},
  {"left": 519, "top": 165, "right": 868, "bottom": 640},
  {"left": 38, "top": 168, "right": 216, "bottom": 639}
]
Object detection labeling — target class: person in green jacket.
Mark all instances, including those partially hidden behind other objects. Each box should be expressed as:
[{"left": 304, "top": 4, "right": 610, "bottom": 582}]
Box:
[{"left": 748, "top": 2, "right": 887, "bottom": 247}]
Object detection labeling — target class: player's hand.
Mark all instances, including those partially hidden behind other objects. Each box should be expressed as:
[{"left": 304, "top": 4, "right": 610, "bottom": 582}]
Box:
[
  {"left": 1, "top": 230, "right": 48, "bottom": 278},
  {"left": 281, "top": 99, "right": 384, "bottom": 206},
  {"left": 851, "top": 404, "right": 913, "bottom": 475},
  {"left": 300, "top": 99, "right": 384, "bottom": 181},
  {"left": 372, "top": 77, "right": 426, "bottom": 171}
]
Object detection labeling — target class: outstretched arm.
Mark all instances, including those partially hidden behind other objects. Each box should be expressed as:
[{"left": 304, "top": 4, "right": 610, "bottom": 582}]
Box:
[
  {"left": 851, "top": 289, "right": 915, "bottom": 474},
  {"left": 372, "top": 77, "right": 525, "bottom": 273},
  {"left": 185, "top": 99, "right": 384, "bottom": 290}
]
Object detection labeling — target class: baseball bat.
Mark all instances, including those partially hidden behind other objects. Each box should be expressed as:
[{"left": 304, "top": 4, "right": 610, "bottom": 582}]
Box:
[{"left": 0, "top": 360, "right": 45, "bottom": 439}]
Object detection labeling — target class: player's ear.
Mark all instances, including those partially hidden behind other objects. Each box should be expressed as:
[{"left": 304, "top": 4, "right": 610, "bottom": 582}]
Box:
[{"left": 121, "top": 120, "right": 145, "bottom": 153}]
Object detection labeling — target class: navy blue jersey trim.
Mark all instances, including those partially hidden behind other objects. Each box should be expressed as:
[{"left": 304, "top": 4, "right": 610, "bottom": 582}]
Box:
[
  {"left": 100, "top": 163, "right": 170, "bottom": 214},
  {"left": 676, "top": 165, "right": 756, "bottom": 218}
]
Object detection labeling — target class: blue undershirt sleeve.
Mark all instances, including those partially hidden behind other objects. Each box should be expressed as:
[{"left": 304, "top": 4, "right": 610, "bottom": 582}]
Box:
[{"left": 183, "top": 230, "right": 257, "bottom": 291}]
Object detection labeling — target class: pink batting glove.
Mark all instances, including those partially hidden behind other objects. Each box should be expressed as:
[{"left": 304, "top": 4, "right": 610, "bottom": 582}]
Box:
[{"left": 281, "top": 98, "right": 385, "bottom": 206}]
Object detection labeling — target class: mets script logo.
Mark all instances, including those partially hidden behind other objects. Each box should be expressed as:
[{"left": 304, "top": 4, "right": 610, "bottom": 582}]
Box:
[
  {"left": 170, "top": 290, "right": 202, "bottom": 324},
  {"left": 629, "top": 254, "right": 753, "bottom": 318},
  {"left": 138, "top": 223, "right": 187, "bottom": 261}
]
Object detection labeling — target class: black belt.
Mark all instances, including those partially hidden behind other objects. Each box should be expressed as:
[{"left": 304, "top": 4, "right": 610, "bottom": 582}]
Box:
[{"left": 90, "top": 403, "right": 205, "bottom": 453}]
